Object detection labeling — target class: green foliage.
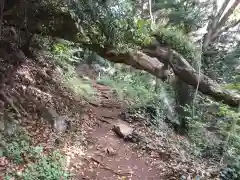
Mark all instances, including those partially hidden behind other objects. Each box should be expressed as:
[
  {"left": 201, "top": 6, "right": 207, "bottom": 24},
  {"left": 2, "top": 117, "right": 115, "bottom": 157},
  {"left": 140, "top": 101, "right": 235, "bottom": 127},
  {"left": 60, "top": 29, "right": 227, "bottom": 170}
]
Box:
[
  {"left": 220, "top": 157, "right": 240, "bottom": 180},
  {"left": 217, "top": 104, "right": 239, "bottom": 118},
  {"left": 183, "top": 98, "right": 240, "bottom": 179},
  {"left": 154, "top": 27, "right": 197, "bottom": 59},
  {"left": 4, "top": 132, "right": 35, "bottom": 164},
  {"left": 152, "top": 0, "right": 211, "bottom": 33},
  {"left": 67, "top": 0, "right": 151, "bottom": 51},
  {"left": 97, "top": 69, "right": 157, "bottom": 105},
  {"left": 21, "top": 151, "right": 69, "bottom": 180},
  {"left": 3, "top": 131, "right": 69, "bottom": 180},
  {"left": 51, "top": 42, "right": 94, "bottom": 100},
  {"left": 223, "top": 83, "right": 240, "bottom": 94},
  {"left": 97, "top": 65, "right": 175, "bottom": 126},
  {"left": 187, "top": 120, "right": 225, "bottom": 159}
]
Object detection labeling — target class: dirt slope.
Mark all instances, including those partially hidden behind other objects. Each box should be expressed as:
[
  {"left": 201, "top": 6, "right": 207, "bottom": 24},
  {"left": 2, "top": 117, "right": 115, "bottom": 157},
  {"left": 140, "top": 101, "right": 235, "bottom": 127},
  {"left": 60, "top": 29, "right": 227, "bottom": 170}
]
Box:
[
  {"left": 1, "top": 55, "right": 219, "bottom": 179},
  {"left": 72, "top": 83, "right": 163, "bottom": 180},
  {"left": 65, "top": 80, "right": 219, "bottom": 180}
]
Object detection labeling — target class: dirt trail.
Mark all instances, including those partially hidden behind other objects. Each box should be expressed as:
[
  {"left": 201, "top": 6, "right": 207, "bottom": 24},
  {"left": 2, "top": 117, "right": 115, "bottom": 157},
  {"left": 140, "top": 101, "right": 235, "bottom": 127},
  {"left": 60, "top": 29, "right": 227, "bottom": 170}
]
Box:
[
  {"left": 1, "top": 57, "right": 217, "bottom": 180},
  {"left": 71, "top": 82, "right": 164, "bottom": 180}
]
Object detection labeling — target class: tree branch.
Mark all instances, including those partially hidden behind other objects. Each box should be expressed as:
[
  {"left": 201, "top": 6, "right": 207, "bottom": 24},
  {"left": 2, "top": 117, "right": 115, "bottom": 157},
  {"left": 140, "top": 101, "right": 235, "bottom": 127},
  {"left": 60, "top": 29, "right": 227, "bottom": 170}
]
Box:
[
  {"left": 202, "top": 0, "right": 238, "bottom": 49},
  {"left": 216, "top": 0, "right": 240, "bottom": 31},
  {"left": 96, "top": 44, "right": 240, "bottom": 107},
  {"left": 211, "top": 18, "right": 240, "bottom": 42}
]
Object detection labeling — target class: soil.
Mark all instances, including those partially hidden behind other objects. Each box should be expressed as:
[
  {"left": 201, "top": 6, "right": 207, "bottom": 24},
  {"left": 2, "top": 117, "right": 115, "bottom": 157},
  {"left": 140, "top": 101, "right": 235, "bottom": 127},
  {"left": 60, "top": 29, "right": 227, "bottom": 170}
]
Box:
[
  {"left": 1, "top": 60, "right": 219, "bottom": 180},
  {"left": 70, "top": 82, "right": 164, "bottom": 180}
]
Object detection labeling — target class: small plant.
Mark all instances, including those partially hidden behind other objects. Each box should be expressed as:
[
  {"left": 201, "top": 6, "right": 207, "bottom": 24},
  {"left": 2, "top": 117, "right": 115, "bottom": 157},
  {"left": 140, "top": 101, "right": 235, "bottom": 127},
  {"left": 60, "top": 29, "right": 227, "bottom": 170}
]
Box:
[
  {"left": 21, "top": 151, "right": 70, "bottom": 180},
  {"left": 3, "top": 132, "right": 34, "bottom": 164},
  {"left": 97, "top": 69, "right": 159, "bottom": 105},
  {"left": 3, "top": 131, "right": 69, "bottom": 180},
  {"left": 50, "top": 41, "right": 95, "bottom": 100},
  {"left": 154, "top": 26, "right": 197, "bottom": 60},
  {"left": 220, "top": 157, "right": 240, "bottom": 180}
]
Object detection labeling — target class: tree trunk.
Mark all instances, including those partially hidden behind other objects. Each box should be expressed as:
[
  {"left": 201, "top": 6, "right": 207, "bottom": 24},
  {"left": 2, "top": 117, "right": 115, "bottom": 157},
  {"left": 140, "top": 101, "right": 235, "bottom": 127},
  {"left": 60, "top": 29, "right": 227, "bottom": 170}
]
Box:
[{"left": 97, "top": 45, "right": 240, "bottom": 107}]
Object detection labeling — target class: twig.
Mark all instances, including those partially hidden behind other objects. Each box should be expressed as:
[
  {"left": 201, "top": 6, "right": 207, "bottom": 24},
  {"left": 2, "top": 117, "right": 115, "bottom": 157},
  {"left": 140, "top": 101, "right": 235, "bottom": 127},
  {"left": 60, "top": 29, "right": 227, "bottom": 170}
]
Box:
[
  {"left": 99, "top": 118, "right": 111, "bottom": 124},
  {"left": 89, "top": 157, "right": 139, "bottom": 178},
  {"left": 89, "top": 101, "right": 100, "bottom": 107},
  {"left": 102, "top": 115, "right": 114, "bottom": 119}
]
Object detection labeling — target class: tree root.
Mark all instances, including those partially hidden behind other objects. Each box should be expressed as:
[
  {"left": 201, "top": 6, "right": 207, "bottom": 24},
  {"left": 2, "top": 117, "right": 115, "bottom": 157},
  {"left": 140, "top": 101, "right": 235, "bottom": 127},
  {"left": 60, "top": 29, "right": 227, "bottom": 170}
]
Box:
[
  {"left": 0, "top": 91, "right": 20, "bottom": 115},
  {"left": 89, "top": 157, "right": 140, "bottom": 178}
]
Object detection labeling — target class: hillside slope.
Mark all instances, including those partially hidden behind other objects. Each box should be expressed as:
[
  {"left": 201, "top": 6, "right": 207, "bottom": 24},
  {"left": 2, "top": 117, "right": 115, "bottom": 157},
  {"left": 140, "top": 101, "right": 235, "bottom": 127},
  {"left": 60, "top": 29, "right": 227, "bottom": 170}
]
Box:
[{"left": 1, "top": 51, "right": 219, "bottom": 180}]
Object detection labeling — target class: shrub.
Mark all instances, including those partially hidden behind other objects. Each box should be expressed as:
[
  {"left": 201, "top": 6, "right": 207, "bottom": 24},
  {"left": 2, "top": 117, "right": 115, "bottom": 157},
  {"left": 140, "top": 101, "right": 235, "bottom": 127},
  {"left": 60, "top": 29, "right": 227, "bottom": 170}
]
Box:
[
  {"left": 51, "top": 42, "right": 95, "bottom": 100},
  {"left": 3, "top": 132, "right": 35, "bottom": 164}
]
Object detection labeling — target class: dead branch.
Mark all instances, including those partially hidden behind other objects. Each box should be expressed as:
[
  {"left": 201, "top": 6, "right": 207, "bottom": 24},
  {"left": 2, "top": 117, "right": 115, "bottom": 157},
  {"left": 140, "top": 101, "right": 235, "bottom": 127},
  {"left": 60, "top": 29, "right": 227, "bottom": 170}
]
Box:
[{"left": 89, "top": 157, "right": 139, "bottom": 178}]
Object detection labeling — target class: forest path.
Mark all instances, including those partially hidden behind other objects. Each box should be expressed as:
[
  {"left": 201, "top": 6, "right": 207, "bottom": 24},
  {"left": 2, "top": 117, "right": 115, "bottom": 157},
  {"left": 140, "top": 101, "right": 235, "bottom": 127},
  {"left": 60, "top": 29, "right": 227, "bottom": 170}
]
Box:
[{"left": 70, "top": 82, "right": 165, "bottom": 180}]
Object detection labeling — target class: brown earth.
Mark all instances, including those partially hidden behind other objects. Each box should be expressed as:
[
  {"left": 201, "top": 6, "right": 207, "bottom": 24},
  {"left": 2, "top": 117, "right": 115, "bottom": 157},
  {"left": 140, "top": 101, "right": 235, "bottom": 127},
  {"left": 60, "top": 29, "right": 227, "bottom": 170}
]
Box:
[
  {"left": 71, "top": 82, "right": 164, "bottom": 180},
  {"left": 1, "top": 57, "right": 219, "bottom": 180}
]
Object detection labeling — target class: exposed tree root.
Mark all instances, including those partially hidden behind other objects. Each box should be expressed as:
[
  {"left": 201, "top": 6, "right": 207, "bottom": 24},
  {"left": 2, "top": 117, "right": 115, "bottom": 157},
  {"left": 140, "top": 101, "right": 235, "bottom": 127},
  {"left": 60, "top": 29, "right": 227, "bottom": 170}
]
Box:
[
  {"left": 0, "top": 91, "right": 20, "bottom": 115},
  {"left": 88, "top": 157, "right": 140, "bottom": 178}
]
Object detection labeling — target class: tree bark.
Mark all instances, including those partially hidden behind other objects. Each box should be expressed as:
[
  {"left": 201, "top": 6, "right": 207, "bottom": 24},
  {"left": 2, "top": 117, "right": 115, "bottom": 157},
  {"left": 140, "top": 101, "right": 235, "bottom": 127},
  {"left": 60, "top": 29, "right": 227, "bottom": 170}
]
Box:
[{"left": 97, "top": 45, "right": 240, "bottom": 107}]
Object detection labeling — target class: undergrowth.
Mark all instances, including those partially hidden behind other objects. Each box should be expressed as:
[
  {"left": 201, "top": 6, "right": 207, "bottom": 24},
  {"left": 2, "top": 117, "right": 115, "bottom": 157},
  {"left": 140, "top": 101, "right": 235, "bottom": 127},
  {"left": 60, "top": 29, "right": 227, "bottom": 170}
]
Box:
[
  {"left": 3, "top": 131, "right": 69, "bottom": 180},
  {"left": 97, "top": 66, "right": 176, "bottom": 127},
  {"left": 153, "top": 27, "right": 197, "bottom": 60},
  {"left": 184, "top": 101, "right": 240, "bottom": 180},
  {"left": 37, "top": 37, "right": 95, "bottom": 101},
  {"left": 98, "top": 69, "right": 160, "bottom": 105},
  {"left": 51, "top": 42, "right": 94, "bottom": 101}
]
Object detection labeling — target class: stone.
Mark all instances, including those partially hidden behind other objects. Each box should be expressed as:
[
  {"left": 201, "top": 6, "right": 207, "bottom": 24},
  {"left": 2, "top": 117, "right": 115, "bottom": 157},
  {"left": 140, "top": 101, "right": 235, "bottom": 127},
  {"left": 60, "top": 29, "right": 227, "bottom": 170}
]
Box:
[
  {"left": 125, "top": 132, "right": 142, "bottom": 143},
  {"left": 41, "top": 107, "right": 71, "bottom": 133},
  {"left": 53, "top": 115, "right": 71, "bottom": 134},
  {"left": 207, "top": 104, "right": 220, "bottom": 114},
  {"left": 112, "top": 122, "right": 133, "bottom": 138},
  {"left": 105, "top": 147, "right": 117, "bottom": 156},
  {"left": 42, "top": 107, "right": 59, "bottom": 124},
  {"left": 4, "top": 121, "right": 17, "bottom": 136}
]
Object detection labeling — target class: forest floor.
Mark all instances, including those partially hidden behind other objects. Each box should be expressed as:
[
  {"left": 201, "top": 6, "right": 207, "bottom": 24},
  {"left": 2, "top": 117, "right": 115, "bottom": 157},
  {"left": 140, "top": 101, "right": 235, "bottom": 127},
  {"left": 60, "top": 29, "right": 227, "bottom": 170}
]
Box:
[
  {"left": 70, "top": 82, "right": 164, "bottom": 180},
  {"left": 61, "top": 64, "right": 218, "bottom": 180},
  {"left": 1, "top": 52, "right": 219, "bottom": 180}
]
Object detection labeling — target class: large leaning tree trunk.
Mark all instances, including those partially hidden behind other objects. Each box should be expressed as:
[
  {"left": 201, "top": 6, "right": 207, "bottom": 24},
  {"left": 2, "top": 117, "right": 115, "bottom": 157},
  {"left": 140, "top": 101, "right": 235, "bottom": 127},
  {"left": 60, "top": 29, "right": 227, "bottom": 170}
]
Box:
[{"left": 3, "top": 1, "right": 240, "bottom": 109}]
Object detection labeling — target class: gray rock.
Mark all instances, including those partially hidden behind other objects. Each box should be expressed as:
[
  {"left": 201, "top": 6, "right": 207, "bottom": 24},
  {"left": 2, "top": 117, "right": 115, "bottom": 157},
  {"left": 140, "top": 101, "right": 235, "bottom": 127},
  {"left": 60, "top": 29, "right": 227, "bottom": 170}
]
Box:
[
  {"left": 42, "top": 107, "right": 59, "bottom": 124},
  {"left": 41, "top": 107, "right": 71, "bottom": 133},
  {"left": 112, "top": 122, "right": 133, "bottom": 138},
  {"left": 53, "top": 115, "right": 70, "bottom": 134},
  {"left": 125, "top": 132, "right": 142, "bottom": 143},
  {"left": 207, "top": 104, "right": 220, "bottom": 114},
  {"left": 4, "top": 121, "right": 17, "bottom": 136}
]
